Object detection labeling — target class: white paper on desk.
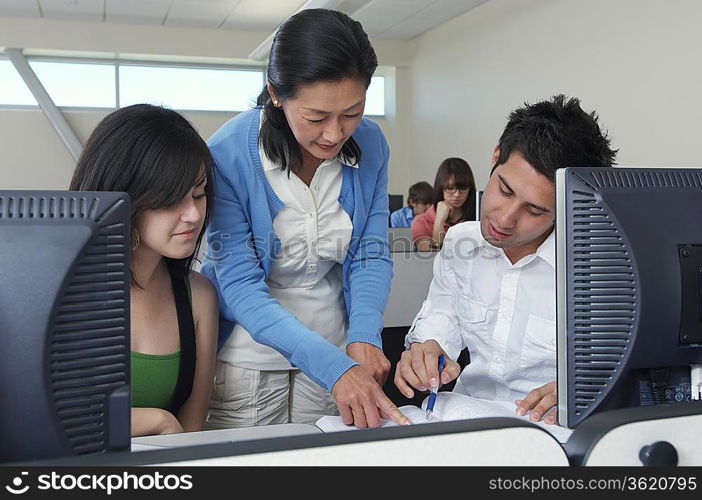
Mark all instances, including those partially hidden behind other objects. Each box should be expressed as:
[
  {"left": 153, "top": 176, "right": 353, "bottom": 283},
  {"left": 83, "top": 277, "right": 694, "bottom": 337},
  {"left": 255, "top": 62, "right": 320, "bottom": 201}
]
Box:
[
  {"left": 315, "top": 405, "right": 431, "bottom": 432},
  {"left": 315, "top": 392, "right": 573, "bottom": 444}
]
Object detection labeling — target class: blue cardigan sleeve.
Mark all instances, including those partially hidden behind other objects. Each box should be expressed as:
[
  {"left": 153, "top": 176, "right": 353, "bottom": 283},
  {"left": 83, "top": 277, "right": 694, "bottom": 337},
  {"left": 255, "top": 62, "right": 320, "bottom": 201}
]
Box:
[
  {"left": 345, "top": 127, "right": 393, "bottom": 348},
  {"left": 205, "top": 141, "right": 357, "bottom": 391}
]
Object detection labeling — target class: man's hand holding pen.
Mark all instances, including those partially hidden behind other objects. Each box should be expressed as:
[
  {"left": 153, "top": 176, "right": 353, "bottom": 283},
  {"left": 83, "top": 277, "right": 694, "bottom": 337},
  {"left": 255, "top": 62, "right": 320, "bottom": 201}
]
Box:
[
  {"left": 394, "top": 339, "right": 461, "bottom": 400},
  {"left": 425, "top": 354, "right": 445, "bottom": 419}
]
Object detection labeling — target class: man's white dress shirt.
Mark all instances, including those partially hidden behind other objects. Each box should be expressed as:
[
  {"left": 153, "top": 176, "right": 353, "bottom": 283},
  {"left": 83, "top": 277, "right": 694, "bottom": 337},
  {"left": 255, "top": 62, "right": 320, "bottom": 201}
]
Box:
[{"left": 406, "top": 221, "right": 556, "bottom": 402}]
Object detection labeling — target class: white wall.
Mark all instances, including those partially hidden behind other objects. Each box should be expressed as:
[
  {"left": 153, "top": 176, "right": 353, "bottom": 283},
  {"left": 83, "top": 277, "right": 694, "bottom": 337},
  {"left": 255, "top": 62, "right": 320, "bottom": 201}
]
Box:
[
  {"left": 0, "top": 109, "right": 233, "bottom": 189},
  {"left": 0, "top": 109, "right": 403, "bottom": 191},
  {"left": 407, "top": 0, "right": 702, "bottom": 192}
]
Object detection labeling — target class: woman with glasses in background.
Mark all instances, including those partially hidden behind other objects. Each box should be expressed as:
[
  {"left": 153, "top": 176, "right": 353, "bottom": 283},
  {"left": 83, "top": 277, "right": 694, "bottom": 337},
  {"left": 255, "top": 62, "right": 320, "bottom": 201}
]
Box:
[{"left": 412, "top": 157, "right": 476, "bottom": 251}]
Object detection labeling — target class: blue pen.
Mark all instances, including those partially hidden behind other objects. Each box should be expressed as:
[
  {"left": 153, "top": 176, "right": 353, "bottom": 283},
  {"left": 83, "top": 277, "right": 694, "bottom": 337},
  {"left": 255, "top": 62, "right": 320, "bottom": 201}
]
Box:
[{"left": 425, "top": 354, "right": 446, "bottom": 420}]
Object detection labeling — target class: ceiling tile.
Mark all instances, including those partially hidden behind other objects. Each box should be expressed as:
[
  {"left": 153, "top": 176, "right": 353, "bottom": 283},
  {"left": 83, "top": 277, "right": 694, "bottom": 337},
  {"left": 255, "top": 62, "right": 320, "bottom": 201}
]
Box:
[
  {"left": 165, "top": 0, "right": 239, "bottom": 29},
  {"left": 220, "top": 0, "right": 303, "bottom": 31},
  {"left": 0, "top": 0, "right": 41, "bottom": 17},
  {"left": 39, "top": 0, "right": 104, "bottom": 22},
  {"left": 105, "top": 0, "right": 170, "bottom": 25},
  {"left": 3, "top": 0, "right": 492, "bottom": 42},
  {"left": 336, "top": 0, "right": 373, "bottom": 16},
  {"left": 351, "top": 0, "right": 434, "bottom": 37},
  {"left": 379, "top": 0, "right": 489, "bottom": 39}
]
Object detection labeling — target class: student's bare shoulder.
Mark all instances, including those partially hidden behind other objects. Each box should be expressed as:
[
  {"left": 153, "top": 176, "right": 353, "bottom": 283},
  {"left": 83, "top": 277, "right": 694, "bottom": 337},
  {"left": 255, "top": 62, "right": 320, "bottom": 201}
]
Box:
[
  {"left": 188, "top": 271, "right": 218, "bottom": 309},
  {"left": 188, "top": 271, "right": 218, "bottom": 340},
  {"left": 188, "top": 269, "right": 213, "bottom": 287}
]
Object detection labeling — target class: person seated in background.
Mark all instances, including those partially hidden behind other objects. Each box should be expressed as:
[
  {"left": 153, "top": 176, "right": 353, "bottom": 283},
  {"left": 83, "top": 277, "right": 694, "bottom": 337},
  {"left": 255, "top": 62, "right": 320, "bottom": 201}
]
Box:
[
  {"left": 390, "top": 181, "right": 432, "bottom": 228},
  {"left": 411, "top": 157, "right": 476, "bottom": 251},
  {"left": 395, "top": 95, "right": 617, "bottom": 425},
  {"left": 70, "top": 104, "right": 219, "bottom": 437}
]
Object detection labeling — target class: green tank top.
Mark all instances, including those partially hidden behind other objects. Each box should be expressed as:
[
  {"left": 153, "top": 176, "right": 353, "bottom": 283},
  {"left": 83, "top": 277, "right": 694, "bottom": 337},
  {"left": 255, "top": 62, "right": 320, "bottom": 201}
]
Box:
[{"left": 130, "top": 350, "right": 181, "bottom": 409}]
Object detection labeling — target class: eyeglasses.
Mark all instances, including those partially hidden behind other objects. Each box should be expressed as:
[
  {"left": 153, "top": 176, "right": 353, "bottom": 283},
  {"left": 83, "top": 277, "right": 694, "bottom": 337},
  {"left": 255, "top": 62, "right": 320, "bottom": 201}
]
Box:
[{"left": 443, "top": 185, "right": 470, "bottom": 194}]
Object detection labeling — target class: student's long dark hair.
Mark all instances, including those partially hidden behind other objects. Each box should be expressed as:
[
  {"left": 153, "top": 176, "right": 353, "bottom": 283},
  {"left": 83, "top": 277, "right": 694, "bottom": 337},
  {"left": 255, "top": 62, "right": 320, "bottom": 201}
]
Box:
[
  {"left": 431, "top": 157, "right": 477, "bottom": 222},
  {"left": 257, "top": 8, "right": 378, "bottom": 173},
  {"left": 69, "top": 104, "right": 214, "bottom": 287}
]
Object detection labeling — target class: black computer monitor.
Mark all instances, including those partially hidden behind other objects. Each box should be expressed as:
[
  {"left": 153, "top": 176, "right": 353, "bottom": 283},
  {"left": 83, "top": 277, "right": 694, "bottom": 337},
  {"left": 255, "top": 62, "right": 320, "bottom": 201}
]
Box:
[
  {"left": 475, "top": 190, "right": 484, "bottom": 221},
  {"left": 556, "top": 167, "right": 702, "bottom": 428},
  {"left": 387, "top": 194, "right": 404, "bottom": 227},
  {"left": 388, "top": 193, "right": 403, "bottom": 212},
  {"left": 0, "top": 190, "right": 131, "bottom": 463}
]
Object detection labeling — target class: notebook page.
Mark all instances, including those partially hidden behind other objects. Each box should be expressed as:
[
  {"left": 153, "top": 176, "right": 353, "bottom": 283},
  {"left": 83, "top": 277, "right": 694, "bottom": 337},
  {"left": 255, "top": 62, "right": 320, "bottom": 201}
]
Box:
[
  {"left": 315, "top": 405, "right": 429, "bottom": 432},
  {"left": 425, "top": 392, "right": 573, "bottom": 443}
]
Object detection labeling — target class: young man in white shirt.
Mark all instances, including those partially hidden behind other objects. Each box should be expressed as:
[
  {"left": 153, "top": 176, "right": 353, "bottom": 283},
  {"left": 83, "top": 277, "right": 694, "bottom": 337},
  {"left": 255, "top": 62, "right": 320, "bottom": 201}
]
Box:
[{"left": 394, "top": 94, "right": 618, "bottom": 424}]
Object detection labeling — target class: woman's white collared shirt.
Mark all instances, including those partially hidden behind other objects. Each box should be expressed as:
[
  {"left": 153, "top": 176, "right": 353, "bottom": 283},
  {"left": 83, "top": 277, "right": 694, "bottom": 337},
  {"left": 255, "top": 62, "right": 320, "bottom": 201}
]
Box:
[
  {"left": 217, "top": 141, "right": 355, "bottom": 370},
  {"left": 405, "top": 221, "right": 556, "bottom": 402}
]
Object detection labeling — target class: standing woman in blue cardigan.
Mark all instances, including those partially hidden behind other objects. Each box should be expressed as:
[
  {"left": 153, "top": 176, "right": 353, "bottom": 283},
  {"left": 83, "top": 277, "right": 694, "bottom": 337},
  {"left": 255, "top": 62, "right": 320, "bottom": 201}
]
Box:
[{"left": 200, "top": 8, "right": 409, "bottom": 429}]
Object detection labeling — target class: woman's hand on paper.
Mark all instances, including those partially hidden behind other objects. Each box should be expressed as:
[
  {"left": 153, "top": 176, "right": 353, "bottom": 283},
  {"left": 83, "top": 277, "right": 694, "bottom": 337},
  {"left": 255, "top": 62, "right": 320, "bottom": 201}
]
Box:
[
  {"left": 331, "top": 365, "right": 411, "bottom": 428},
  {"left": 393, "top": 339, "right": 461, "bottom": 399},
  {"left": 515, "top": 381, "right": 557, "bottom": 424}
]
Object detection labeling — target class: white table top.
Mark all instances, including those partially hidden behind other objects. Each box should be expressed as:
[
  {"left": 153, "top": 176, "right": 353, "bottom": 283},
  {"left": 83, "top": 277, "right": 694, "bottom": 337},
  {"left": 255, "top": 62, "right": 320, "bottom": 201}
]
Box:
[{"left": 131, "top": 423, "right": 321, "bottom": 451}]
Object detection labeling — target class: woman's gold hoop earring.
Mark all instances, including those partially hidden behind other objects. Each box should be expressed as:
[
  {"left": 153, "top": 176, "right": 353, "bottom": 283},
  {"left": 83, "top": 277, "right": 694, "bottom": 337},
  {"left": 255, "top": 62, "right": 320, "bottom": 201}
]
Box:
[{"left": 132, "top": 230, "right": 140, "bottom": 251}]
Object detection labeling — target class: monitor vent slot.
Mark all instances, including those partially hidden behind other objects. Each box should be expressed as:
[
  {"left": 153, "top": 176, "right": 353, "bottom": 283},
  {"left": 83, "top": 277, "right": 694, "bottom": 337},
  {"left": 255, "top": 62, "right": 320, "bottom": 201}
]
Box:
[
  {"left": 0, "top": 195, "right": 100, "bottom": 220},
  {"left": 585, "top": 169, "right": 702, "bottom": 189},
  {"left": 569, "top": 192, "right": 636, "bottom": 419},
  {"left": 49, "top": 221, "right": 129, "bottom": 455}
]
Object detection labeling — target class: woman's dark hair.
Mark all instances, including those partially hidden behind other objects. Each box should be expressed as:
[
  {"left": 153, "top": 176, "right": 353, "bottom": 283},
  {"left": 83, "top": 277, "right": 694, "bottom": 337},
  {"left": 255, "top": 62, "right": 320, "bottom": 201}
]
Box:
[
  {"left": 257, "top": 8, "right": 378, "bottom": 173},
  {"left": 432, "top": 157, "right": 477, "bottom": 222},
  {"left": 69, "top": 103, "right": 214, "bottom": 287}
]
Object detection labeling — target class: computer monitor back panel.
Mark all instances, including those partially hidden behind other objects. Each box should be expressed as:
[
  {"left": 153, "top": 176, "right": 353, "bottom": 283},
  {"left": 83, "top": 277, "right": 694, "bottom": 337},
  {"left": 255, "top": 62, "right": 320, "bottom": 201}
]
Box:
[
  {"left": 388, "top": 194, "right": 403, "bottom": 213},
  {"left": 475, "top": 190, "right": 484, "bottom": 220},
  {"left": 0, "top": 191, "right": 131, "bottom": 462},
  {"left": 556, "top": 168, "right": 702, "bottom": 428}
]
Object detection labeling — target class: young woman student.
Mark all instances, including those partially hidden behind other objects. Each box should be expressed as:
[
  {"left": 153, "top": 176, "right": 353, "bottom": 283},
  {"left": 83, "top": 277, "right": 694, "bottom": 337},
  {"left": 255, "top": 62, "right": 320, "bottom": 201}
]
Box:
[
  {"left": 70, "top": 104, "right": 219, "bottom": 437},
  {"left": 412, "top": 157, "right": 477, "bottom": 251}
]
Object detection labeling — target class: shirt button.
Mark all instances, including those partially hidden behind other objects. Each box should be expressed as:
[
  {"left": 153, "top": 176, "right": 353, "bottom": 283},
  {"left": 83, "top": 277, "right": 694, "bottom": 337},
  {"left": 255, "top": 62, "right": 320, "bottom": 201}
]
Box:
[
  {"left": 308, "top": 212, "right": 314, "bottom": 217},
  {"left": 311, "top": 240, "right": 317, "bottom": 246},
  {"left": 313, "top": 185, "right": 319, "bottom": 191}
]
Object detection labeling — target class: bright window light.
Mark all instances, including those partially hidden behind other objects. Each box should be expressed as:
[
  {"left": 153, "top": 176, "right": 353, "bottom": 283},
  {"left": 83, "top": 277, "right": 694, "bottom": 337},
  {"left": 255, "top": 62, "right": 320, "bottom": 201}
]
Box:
[
  {"left": 28, "top": 61, "right": 116, "bottom": 108},
  {"left": 0, "top": 60, "right": 38, "bottom": 105},
  {"left": 365, "top": 76, "right": 385, "bottom": 116},
  {"left": 119, "top": 65, "right": 263, "bottom": 112},
  {"left": 5, "top": 57, "right": 349, "bottom": 114}
]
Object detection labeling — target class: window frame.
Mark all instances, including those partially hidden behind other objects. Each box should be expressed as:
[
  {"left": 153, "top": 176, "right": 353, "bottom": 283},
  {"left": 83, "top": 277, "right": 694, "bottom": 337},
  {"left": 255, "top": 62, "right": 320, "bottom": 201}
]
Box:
[
  {"left": 0, "top": 55, "right": 266, "bottom": 113},
  {"left": 0, "top": 54, "right": 387, "bottom": 116}
]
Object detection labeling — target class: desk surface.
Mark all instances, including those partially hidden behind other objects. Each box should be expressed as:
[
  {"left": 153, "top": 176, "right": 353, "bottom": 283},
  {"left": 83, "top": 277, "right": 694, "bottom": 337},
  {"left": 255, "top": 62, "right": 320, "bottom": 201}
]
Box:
[
  {"left": 119, "top": 418, "right": 570, "bottom": 466},
  {"left": 131, "top": 423, "right": 321, "bottom": 451}
]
